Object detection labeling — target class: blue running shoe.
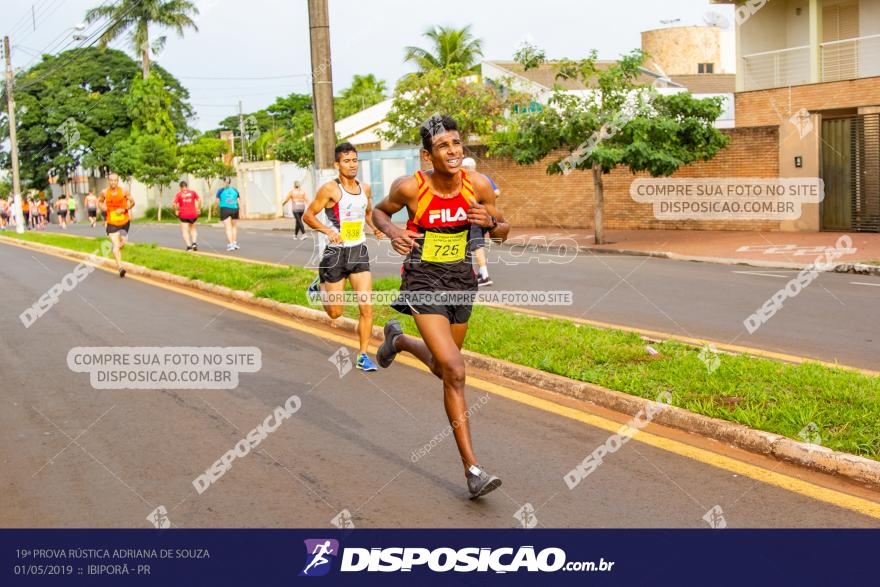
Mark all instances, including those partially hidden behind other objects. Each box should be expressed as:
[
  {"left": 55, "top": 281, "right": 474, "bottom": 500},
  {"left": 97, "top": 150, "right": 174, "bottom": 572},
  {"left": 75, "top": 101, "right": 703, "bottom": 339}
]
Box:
[
  {"left": 356, "top": 353, "right": 378, "bottom": 372},
  {"left": 306, "top": 277, "right": 320, "bottom": 305}
]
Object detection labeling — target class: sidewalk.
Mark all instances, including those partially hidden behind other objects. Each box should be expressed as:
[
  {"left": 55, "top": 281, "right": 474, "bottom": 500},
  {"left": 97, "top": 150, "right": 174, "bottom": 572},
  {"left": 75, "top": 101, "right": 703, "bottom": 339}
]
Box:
[
  {"left": 506, "top": 229, "right": 880, "bottom": 273},
  {"left": 231, "top": 219, "right": 880, "bottom": 273}
]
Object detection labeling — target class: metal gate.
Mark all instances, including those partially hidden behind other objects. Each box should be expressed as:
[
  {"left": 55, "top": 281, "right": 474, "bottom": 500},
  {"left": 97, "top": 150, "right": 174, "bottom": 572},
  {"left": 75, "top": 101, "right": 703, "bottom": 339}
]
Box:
[{"left": 821, "top": 114, "right": 880, "bottom": 232}]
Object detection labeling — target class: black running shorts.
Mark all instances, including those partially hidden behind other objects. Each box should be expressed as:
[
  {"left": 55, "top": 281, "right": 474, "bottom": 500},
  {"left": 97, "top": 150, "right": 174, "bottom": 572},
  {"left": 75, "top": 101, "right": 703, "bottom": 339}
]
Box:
[
  {"left": 219, "top": 207, "right": 239, "bottom": 221},
  {"left": 106, "top": 222, "right": 130, "bottom": 236},
  {"left": 318, "top": 243, "right": 370, "bottom": 284}
]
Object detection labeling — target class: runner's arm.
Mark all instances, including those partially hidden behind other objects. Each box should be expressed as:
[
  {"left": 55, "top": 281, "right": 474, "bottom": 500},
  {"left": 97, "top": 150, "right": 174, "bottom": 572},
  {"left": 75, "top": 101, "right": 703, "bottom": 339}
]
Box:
[
  {"left": 362, "top": 184, "right": 385, "bottom": 239},
  {"left": 302, "top": 182, "right": 342, "bottom": 244},
  {"left": 374, "top": 176, "right": 420, "bottom": 255},
  {"left": 468, "top": 173, "right": 509, "bottom": 243}
]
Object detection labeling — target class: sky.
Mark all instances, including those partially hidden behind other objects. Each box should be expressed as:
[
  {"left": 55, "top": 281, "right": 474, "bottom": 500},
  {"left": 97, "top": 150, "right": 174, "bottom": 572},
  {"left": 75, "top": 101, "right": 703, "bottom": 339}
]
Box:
[{"left": 1, "top": 0, "right": 735, "bottom": 130}]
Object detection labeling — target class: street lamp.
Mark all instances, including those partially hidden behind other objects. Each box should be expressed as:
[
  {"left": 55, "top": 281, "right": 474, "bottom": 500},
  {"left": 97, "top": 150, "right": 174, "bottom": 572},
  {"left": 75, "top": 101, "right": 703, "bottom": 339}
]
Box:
[{"left": 71, "top": 23, "right": 87, "bottom": 42}]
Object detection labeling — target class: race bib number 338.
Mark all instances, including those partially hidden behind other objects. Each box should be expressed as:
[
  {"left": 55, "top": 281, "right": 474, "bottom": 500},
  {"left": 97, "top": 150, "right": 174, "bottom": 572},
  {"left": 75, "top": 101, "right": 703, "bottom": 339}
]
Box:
[
  {"left": 340, "top": 220, "right": 363, "bottom": 242},
  {"left": 422, "top": 231, "right": 467, "bottom": 263}
]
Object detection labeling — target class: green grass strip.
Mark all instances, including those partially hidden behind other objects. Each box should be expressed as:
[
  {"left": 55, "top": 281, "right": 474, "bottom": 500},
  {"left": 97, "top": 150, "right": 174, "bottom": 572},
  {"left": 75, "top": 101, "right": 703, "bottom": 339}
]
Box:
[{"left": 7, "top": 231, "right": 880, "bottom": 460}]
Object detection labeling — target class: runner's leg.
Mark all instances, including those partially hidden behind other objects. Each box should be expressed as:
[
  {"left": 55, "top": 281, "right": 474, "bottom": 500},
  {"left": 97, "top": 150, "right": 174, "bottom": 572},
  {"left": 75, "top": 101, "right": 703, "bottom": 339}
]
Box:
[
  {"left": 223, "top": 216, "right": 233, "bottom": 244},
  {"left": 404, "top": 314, "right": 478, "bottom": 474},
  {"left": 294, "top": 211, "right": 305, "bottom": 237},
  {"left": 180, "top": 222, "right": 192, "bottom": 248},
  {"left": 109, "top": 232, "right": 123, "bottom": 270},
  {"left": 320, "top": 278, "right": 346, "bottom": 320},
  {"left": 347, "top": 271, "right": 373, "bottom": 355}
]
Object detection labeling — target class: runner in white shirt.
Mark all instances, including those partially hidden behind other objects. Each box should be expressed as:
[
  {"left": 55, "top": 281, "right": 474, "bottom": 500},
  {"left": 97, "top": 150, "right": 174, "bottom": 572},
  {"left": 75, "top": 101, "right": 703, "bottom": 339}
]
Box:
[{"left": 303, "top": 142, "right": 385, "bottom": 372}]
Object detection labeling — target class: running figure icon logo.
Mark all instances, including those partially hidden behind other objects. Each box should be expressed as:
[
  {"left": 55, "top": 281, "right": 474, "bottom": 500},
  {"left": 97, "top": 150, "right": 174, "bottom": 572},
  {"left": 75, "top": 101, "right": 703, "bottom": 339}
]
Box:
[{"left": 300, "top": 539, "right": 340, "bottom": 577}]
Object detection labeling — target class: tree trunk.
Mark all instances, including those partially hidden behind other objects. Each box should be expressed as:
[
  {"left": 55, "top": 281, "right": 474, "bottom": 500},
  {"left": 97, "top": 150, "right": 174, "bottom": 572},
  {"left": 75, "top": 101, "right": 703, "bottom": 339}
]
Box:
[
  {"left": 141, "top": 42, "right": 150, "bottom": 80},
  {"left": 206, "top": 179, "right": 213, "bottom": 221},
  {"left": 592, "top": 164, "right": 605, "bottom": 245},
  {"left": 156, "top": 188, "right": 162, "bottom": 222}
]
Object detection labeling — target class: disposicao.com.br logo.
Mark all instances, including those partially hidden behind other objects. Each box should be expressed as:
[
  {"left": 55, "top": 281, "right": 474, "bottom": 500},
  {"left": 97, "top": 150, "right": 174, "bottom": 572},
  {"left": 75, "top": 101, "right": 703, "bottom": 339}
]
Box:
[
  {"left": 300, "top": 539, "right": 340, "bottom": 577},
  {"left": 300, "top": 542, "right": 613, "bottom": 575}
]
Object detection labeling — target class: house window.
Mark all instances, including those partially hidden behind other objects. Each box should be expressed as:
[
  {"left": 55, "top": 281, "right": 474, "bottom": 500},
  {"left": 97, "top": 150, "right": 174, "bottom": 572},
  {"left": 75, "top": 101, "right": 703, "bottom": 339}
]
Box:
[{"left": 698, "top": 63, "right": 715, "bottom": 74}]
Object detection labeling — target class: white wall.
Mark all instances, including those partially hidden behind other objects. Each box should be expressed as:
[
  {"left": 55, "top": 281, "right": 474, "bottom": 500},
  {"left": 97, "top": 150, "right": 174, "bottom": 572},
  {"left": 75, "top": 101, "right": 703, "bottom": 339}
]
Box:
[
  {"left": 720, "top": 29, "right": 737, "bottom": 72},
  {"left": 861, "top": 0, "right": 880, "bottom": 36}
]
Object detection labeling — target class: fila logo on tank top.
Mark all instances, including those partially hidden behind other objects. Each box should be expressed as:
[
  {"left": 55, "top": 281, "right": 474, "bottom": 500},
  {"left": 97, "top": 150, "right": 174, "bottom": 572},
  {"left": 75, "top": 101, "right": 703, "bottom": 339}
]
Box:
[
  {"left": 326, "top": 179, "right": 367, "bottom": 247},
  {"left": 406, "top": 169, "right": 476, "bottom": 266}
]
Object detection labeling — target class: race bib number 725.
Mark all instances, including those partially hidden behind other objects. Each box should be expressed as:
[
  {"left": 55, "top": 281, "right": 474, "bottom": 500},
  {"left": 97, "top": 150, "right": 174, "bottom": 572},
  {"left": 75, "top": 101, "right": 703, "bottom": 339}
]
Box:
[{"left": 422, "top": 231, "right": 467, "bottom": 263}]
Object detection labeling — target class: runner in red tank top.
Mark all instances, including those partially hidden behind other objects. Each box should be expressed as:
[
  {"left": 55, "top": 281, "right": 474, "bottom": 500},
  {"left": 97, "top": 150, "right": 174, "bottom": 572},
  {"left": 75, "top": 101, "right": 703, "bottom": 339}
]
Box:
[
  {"left": 173, "top": 180, "right": 202, "bottom": 251},
  {"left": 372, "top": 115, "right": 510, "bottom": 499}
]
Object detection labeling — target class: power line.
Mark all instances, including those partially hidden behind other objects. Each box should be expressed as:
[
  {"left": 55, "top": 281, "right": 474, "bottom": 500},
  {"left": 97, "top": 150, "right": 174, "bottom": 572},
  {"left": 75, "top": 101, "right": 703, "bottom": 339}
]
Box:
[
  {"left": 15, "top": 0, "right": 121, "bottom": 74},
  {"left": 3, "top": 0, "right": 56, "bottom": 41},
  {"left": 14, "top": 1, "right": 135, "bottom": 92},
  {"left": 7, "top": 0, "right": 67, "bottom": 49},
  {"left": 175, "top": 73, "right": 310, "bottom": 81}
]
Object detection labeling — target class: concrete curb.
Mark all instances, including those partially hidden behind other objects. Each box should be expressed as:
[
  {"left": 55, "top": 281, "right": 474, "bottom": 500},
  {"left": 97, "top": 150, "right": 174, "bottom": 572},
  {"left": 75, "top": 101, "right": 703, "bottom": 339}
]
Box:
[
  {"left": 502, "top": 241, "right": 880, "bottom": 274},
  {"left": 6, "top": 235, "right": 880, "bottom": 490}
]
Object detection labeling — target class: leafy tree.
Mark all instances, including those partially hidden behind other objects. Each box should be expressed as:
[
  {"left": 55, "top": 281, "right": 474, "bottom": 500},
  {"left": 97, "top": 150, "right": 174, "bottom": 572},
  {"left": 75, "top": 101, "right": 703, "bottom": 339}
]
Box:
[
  {"left": 131, "top": 134, "right": 178, "bottom": 221},
  {"left": 382, "top": 64, "right": 527, "bottom": 146},
  {"left": 178, "top": 137, "right": 233, "bottom": 218},
  {"left": 84, "top": 0, "right": 199, "bottom": 79},
  {"left": 273, "top": 111, "right": 320, "bottom": 167},
  {"left": 0, "top": 177, "right": 12, "bottom": 198},
  {"left": 489, "top": 49, "right": 729, "bottom": 244},
  {"left": 1, "top": 47, "right": 192, "bottom": 190},
  {"left": 404, "top": 25, "right": 483, "bottom": 74},
  {"left": 335, "top": 74, "right": 387, "bottom": 119},
  {"left": 128, "top": 72, "right": 176, "bottom": 143},
  {"left": 108, "top": 139, "right": 140, "bottom": 189},
  {"left": 211, "top": 73, "right": 385, "bottom": 165}
]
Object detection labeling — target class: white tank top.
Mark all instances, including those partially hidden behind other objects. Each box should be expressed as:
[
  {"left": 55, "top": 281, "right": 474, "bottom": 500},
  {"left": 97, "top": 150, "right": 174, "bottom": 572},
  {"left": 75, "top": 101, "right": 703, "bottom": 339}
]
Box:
[{"left": 325, "top": 179, "right": 368, "bottom": 248}]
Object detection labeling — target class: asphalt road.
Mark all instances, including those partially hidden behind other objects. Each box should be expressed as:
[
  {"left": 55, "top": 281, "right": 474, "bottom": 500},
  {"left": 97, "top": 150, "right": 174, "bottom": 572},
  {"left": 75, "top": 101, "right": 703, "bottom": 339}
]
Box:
[
  {"left": 42, "top": 222, "right": 880, "bottom": 371},
  {"left": 1, "top": 242, "right": 878, "bottom": 528}
]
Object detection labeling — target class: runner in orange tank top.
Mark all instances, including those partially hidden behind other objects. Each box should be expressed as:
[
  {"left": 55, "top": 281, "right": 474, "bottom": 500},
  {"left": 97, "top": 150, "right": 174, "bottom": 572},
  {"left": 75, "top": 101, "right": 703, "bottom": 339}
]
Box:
[
  {"left": 372, "top": 115, "right": 510, "bottom": 499},
  {"left": 99, "top": 172, "right": 135, "bottom": 278}
]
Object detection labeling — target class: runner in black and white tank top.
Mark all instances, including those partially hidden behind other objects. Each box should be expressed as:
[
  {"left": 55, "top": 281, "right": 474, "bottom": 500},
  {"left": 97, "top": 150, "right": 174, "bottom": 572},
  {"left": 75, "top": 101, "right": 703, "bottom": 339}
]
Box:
[{"left": 325, "top": 178, "right": 368, "bottom": 248}]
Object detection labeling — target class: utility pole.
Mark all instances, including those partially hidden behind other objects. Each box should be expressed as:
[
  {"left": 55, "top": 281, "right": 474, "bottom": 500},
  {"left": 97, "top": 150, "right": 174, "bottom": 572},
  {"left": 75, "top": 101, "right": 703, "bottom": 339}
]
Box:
[
  {"left": 238, "top": 100, "right": 247, "bottom": 163},
  {"left": 308, "top": 0, "right": 335, "bottom": 175},
  {"left": 3, "top": 36, "right": 24, "bottom": 234}
]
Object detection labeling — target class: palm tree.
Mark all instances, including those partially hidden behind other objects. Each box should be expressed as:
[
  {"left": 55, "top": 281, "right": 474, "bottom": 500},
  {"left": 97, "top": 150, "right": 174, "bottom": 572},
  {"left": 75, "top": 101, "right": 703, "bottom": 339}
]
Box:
[
  {"left": 404, "top": 25, "right": 484, "bottom": 74},
  {"left": 335, "top": 74, "right": 388, "bottom": 118},
  {"left": 84, "top": 0, "right": 199, "bottom": 80}
]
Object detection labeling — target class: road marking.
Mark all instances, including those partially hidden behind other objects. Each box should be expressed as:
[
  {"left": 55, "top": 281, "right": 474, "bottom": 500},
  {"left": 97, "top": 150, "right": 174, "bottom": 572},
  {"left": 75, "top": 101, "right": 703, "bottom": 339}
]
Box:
[
  {"left": 5, "top": 238, "right": 880, "bottom": 520},
  {"left": 732, "top": 270, "right": 792, "bottom": 278},
  {"left": 851, "top": 282, "right": 880, "bottom": 288}
]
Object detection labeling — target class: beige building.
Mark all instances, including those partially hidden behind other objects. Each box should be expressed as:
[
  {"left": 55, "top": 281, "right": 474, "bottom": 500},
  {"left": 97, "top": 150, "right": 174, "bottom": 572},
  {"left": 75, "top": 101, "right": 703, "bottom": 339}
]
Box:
[{"left": 641, "top": 25, "right": 736, "bottom": 75}]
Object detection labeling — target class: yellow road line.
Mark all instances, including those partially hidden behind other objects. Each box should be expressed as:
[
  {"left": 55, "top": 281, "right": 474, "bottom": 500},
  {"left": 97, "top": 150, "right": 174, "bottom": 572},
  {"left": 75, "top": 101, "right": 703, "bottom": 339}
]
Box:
[{"left": 4, "top": 237, "right": 879, "bottom": 520}]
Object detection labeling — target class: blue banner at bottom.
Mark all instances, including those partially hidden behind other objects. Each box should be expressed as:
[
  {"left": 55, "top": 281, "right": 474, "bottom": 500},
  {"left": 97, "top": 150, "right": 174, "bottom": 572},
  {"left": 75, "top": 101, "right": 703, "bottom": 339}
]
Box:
[{"left": 1, "top": 529, "right": 877, "bottom": 586}]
